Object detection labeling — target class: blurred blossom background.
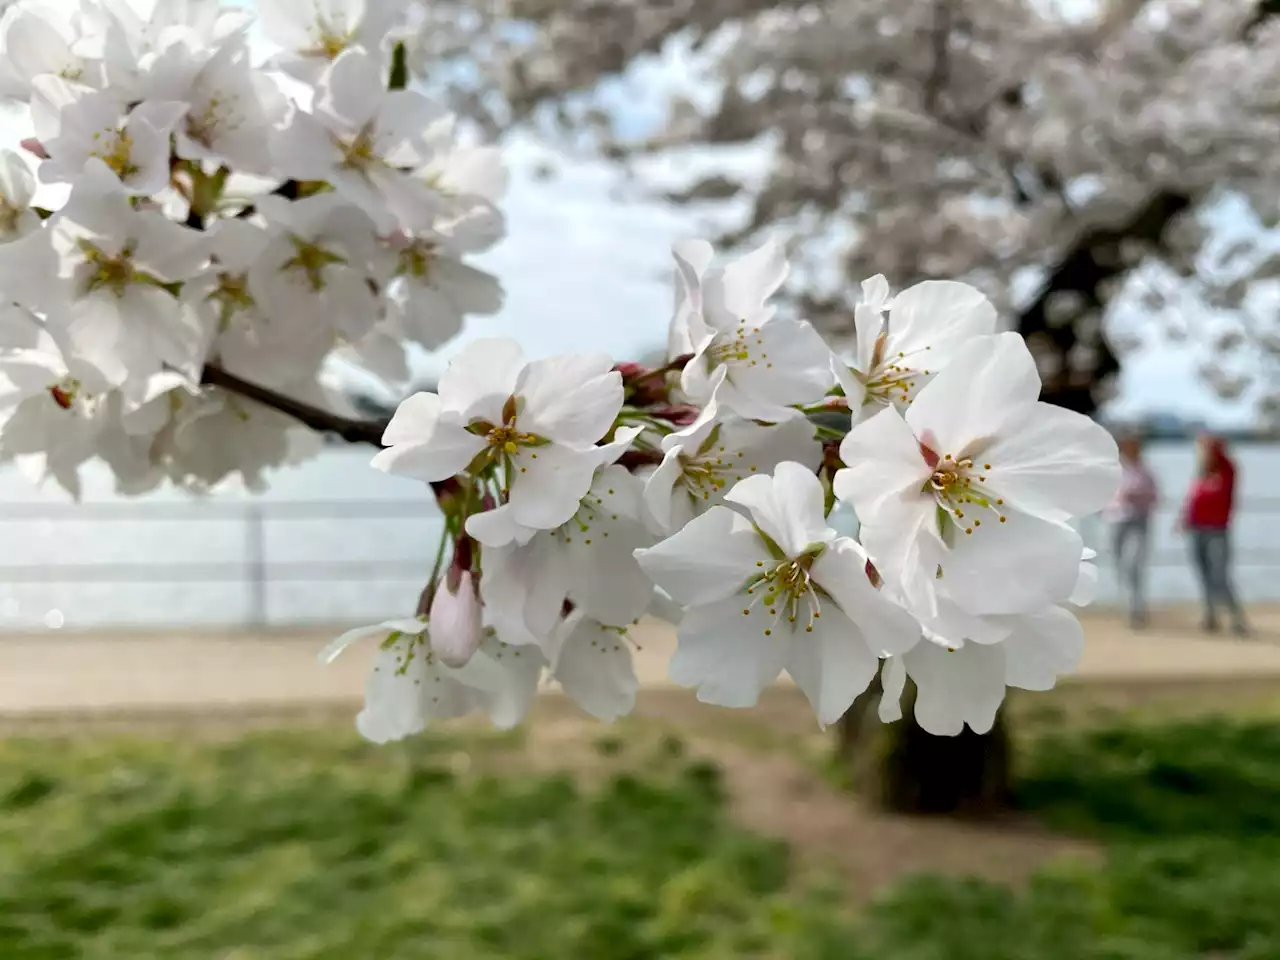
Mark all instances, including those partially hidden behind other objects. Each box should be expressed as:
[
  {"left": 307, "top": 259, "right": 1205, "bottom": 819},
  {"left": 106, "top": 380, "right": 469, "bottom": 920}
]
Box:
[{"left": 4, "top": 1, "right": 1280, "bottom": 958}]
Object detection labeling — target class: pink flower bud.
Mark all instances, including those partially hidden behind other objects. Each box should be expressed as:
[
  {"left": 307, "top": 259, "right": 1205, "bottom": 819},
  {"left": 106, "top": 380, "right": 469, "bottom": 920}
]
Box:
[
  {"left": 429, "top": 570, "right": 483, "bottom": 669},
  {"left": 649, "top": 404, "right": 700, "bottom": 426},
  {"left": 20, "top": 138, "right": 49, "bottom": 159}
]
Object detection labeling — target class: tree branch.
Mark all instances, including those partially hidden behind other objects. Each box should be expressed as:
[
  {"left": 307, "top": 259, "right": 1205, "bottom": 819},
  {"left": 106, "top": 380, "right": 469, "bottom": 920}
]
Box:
[
  {"left": 1014, "top": 190, "right": 1192, "bottom": 414},
  {"left": 200, "top": 364, "right": 389, "bottom": 448},
  {"left": 1016, "top": 0, "right": 1277, "bottom": 414},
  {"left": 923, "top": 0, "right": 952, "bottom": 115}
]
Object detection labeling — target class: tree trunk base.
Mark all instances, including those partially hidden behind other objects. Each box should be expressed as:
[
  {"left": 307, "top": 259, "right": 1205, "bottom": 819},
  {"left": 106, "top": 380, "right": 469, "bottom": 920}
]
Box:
[{"left": 835, "top": 677, "right": 1012, "bottom": 817}]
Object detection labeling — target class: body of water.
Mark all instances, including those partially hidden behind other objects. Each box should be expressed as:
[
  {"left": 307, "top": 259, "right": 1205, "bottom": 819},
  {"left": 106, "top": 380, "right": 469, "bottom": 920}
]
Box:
[{"left": 1, "top": 442, "right": 1276, "bottom": 630}]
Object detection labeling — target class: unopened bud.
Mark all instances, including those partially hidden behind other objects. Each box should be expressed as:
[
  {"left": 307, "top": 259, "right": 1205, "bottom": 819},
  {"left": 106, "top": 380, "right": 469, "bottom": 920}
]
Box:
[
  {"left": 822, "top": 441, "right": 842, "bottom": 472},
  {"left": 429, "top": 569, "right": 483, "bottom": 668},
  {"left": 430, "top": 476, "right": 464, "bottom": 512},
  {"left": 20, "top": 138, "right": 49, "bottom": 159},
  {"left": 864, "top": 559, "right": 882, "bottom": 589},
  {"left": 616, "top": 362, "right": 673, "bottom": 406},
  {"left": 649, "top": 404, "right": 699, "bottom": 426}
]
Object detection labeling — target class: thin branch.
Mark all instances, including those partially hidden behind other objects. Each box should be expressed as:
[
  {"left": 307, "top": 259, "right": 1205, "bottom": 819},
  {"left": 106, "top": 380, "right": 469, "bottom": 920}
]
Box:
[
  {"left": 201, "top": 364, "right": 389, "bottom": 448},
  {"left": 923, "top": 0, "right": 952, "bottom": 115}
]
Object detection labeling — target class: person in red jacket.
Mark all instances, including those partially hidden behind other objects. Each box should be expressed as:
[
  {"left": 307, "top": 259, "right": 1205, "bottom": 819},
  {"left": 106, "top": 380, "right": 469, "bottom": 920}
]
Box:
[{"left": 1179, "top": 432, "right": 1248, "bottom": 635}]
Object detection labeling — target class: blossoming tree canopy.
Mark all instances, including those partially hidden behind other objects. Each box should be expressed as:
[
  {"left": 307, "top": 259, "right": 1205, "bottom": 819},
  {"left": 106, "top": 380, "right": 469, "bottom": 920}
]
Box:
[{"left": 0, "top": 0, "right": 1122, "bottom": 744}]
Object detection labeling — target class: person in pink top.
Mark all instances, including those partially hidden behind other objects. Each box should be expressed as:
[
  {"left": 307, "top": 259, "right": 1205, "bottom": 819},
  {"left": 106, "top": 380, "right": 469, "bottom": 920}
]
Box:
[{"left": 1105, "top": 434, "right": 1159, "bottom": 628}]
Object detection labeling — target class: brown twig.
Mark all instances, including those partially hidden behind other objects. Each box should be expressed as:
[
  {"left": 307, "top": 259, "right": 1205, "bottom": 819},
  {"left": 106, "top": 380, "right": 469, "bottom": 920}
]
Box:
[{"left": 200, "top": 364, "right": 389, "bottom": 447}]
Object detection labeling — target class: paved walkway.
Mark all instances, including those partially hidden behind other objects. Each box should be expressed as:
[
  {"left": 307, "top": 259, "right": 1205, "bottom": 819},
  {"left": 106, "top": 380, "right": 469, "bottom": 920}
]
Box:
[{"left": 3, "top": 607, "right": 1280, "bottom": 717}]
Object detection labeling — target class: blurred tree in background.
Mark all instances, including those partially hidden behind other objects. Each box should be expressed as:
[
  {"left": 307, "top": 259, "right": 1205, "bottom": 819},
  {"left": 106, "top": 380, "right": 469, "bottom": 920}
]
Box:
[
  {"left": 393, "top": 0, "right": 1280, "bottom": 812},
  {"left": 407, "top": 0, "right": 1280, "bottom": 420}
]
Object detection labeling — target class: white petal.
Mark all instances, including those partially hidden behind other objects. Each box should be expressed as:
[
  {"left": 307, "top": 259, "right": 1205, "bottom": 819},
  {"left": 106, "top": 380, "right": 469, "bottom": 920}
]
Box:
[
  {"left": 1001, "top": 606, "right": 1084, "bottom": 691},
  {"left": 878, "top": 655, "right": 907, "bottom": 723},
  {"left": 706, "top": 237, "right": 788, "bottom": 325},
  {"left": 835, "top": 404, "right": 932, "bottom": 519},
  {"left": 551, "top": 615, "right": 638, "bottom": 723},
  {"left": 1070, "top": 556, "right": 1099, "bottom": 607},
  {"left": 466, "top": 503, "right": 533, "bottom": 548},
  {"left": 939, "top": 512, "right": 1084, "bottom": 615},
  {"left": 507, "top": 442, "right": 601, "bottom": 531},
  {"left": 642, "top": 448, "right": 685, "bottom": 534},
  {"left": 465, "top": 635, "right": 544, "bottom": 730},
  {"left": 983, "top": 402, "right": 1121, "bottom": 520},
  {"left": 862, "top": 274, "right": 891, "bottom": 308},
  {"left": 724, "top": 461, "right": 833, "bottom": 558},
  {"left": 518, "top": 354, "right": 621, "bottom": 445},
  {"left": 852, "top": 301, "right": 886, "bottom": 375},
  {"left": 319, "top": 619, "right": 412, "bottom": 664},
  {"left": 381, "top": 391, "right": 440, "bottom": 445},
  {"left": 885, "top": 280, "right": 996, "bottom": 357},
  {"left": 669, "top": 595, "right": 790, "bottom": 709},
  {"left": 669, "top": 238, "right": 714, "bottom": 356},
  {"left": 856, "top": 502, "right": 945, "bottom": 619},
  {"left": 563, "top": 467, "right": 655, "bottom": 626},
  {"left": 372, "top": 420, "right": 487, "bottom": 481},
  {"left": 785, "top": 606, "right": 880, "bottom": 728},
  {"left": 905, "top": 639, "right": 1007, "bottom": 736},
  {"left": 904, "top": 332, "right": 1041, "bottom": 457},
  {"left": 318, "top": 47, "right": 383, "bottom": 127},
  {"left": 438, "top": 337, "right": 524, "bottom": 421},
  {"left": 634, "top": 505, "right": 772, "bottom": 607},
  {"left": 811, "top": 538, "right": 922, "bottom": 657},
  {"left": 720, "top": 319, "right": 834, "bottom": 413}
]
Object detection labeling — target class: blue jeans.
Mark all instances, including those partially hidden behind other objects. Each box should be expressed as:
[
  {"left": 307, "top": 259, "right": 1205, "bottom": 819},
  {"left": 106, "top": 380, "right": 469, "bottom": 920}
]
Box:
[
  {"left": 1189, "top": 528, "right": 1246, "bottom": 630},
  {"left": 1112, "top": 517, "right": 1150, "bottom": 624}
]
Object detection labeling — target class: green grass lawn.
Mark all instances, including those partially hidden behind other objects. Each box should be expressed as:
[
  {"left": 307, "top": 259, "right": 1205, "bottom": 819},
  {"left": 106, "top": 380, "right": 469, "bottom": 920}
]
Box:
[
  {"left": 3, "top": 713, "right": 1280, "bottom": 958},
  {"left": 0, "top": 729, "right": 855, "bottom": 959},
  {"left": 860, "top": 717, "right": 1280, "bottom": 960}
]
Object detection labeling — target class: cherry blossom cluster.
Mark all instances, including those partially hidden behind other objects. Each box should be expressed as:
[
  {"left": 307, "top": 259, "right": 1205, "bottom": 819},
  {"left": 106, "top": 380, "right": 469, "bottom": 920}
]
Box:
[
  {"left": 0, "top": 0, "right": 1122, "bottom": 742},
  {"left": 0, "top": 0, "right": 501, "bottom": 494},
  {"left": 336, "top": 240, "right": 1120, "bottom": 743}
]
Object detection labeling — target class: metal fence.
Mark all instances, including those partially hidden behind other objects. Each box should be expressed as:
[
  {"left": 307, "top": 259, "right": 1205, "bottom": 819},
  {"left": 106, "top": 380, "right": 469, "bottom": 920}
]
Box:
[
  {"left": 0, "top": 499, "right": 440, "bottom": 628},
  {"left": 2, "top": 496, "right": 1280, "bottom": 629}
]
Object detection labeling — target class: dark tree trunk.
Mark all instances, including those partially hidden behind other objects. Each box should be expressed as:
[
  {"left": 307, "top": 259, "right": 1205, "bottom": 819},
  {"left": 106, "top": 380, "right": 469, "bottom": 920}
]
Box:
[{"left": 836, "top": 680, "right": 1012, "bottom": 816}]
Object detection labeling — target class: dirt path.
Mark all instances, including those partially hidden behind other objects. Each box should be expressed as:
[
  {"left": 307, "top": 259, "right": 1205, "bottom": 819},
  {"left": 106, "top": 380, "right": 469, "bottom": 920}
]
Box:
[{"left": 3, "top": 606, "right": 1280, "bottom": 717}]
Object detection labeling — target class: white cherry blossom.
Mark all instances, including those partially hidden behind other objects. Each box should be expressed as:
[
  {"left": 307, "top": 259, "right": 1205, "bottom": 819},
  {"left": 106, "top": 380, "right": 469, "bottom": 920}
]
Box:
[
  {"left": 835, "top": 332, "right": 1120, "bottom": 618},
  {"left": 187, "top": 217, "right": 331, "bottom": 391},
  {"left": 832, "top": 278, "right": 996, "bottom": 420},
  {"left": 373, "top": 338, "right": 624, "bottom": 532},
  {"left": 0, "top": 329, "right": 111, "bottom": 498},
  {"left": 0, "top": 2, "right": 105, "bottom": 101},
  {"left": 878, "top": 605, "right": 1085, "bottom": 735},
  {"left": 320, "top": 615, "right": 544, "bottom": 743},
  {"left": 545, "top": 611, "right": 640, "bottom": 723},
  {"left": 0, "top": 150, "right": 39, "bottom": 243},
  {"left": 275, "top": 47, "right": 448, "bottom": 233},
  {"left": 0, "top": 161, "right": 209, "bottom": 398},
  {"left": 416, "top": 127, "right": 507, "bottom": 227},
  {"left": 381, "top": 227, "right": 503, "bottom": 349},
  {"left": 31, "top": 79, "right": 188, "bottom": 195},
  {"left": 636, "top": 461, "right": 919, "bottom": 726},
  {"left": 475, "top": 456, "right": 653, "bottom": 640},
  {"left": 248, "top": 193, "right": 384, "bottom": 345},
  {"left": 677, "top": 239, "right": 835, "bottom": 422},
  {"left": 144, "top": 33, "right": 287, "bottom": 175},
  {"left": 258, "top": 0, "right": 411, "bottom": 83},
  {"left": 132, "top": 386, "right": 322, "bottom": 494},
  {"left": 645, "top": 415, "right": 821, "bottom": 535}
]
